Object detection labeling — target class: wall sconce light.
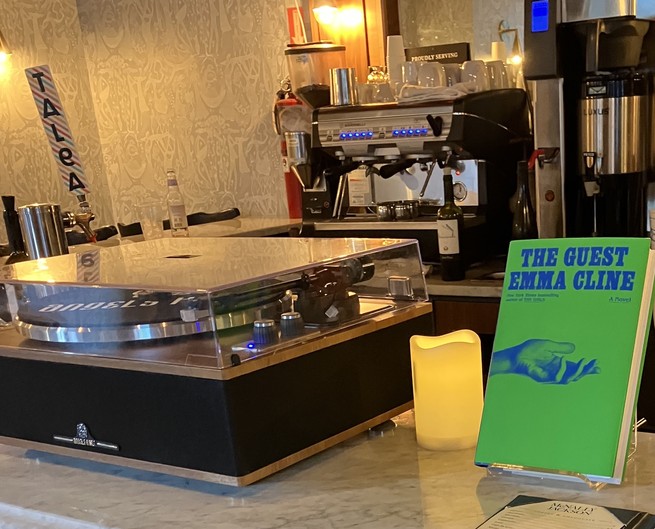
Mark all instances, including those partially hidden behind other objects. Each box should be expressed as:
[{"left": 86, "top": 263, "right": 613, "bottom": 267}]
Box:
[
  {"left": 0, "top": 28, "right": 11, "bottom": 64},
  {"left": 498, "top": 20, "right": 522, "bottom": 66},
  {"left": 313, "top": 0, "right": 339, "bottom": 26}
]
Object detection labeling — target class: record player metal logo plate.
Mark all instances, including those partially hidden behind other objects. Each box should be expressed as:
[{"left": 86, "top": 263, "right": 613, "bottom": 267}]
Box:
[{"left": 53, "top": 423, "right": 119, "bottom": 451}]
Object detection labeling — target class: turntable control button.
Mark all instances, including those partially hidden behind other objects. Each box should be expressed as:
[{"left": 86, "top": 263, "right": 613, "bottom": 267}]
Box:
[
  {"left": 280, "top": 311, "right": 304, "bottom": 338},
  {"left": 252, "top": 319, "right": 278, "bottom": 345}
]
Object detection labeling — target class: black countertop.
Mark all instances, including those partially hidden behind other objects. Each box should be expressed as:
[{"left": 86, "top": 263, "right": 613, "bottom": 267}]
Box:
[{"left": 425, "top": 258, "right": 506, "bottom": 299}]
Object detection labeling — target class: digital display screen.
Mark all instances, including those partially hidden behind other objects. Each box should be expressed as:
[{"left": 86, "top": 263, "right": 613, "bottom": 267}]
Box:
[{"left": 531, "top": 1, "right": 549, "bottom": 33}]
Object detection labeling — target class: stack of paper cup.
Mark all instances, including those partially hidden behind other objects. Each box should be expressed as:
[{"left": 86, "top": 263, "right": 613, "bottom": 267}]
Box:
[
  {"left": 491, "top": 41, "right": 507, "bottom": 63},
  {"left": 387, "top": 35, "right": 405, "bottom": 96}
]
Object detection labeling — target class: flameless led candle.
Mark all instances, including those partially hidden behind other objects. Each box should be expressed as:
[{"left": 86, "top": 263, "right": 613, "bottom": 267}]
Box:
[{"left": 410, "top": 330, "right": 484, "bottom": 450}]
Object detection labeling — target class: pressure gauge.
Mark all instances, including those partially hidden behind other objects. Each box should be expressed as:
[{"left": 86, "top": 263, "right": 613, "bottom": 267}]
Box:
[{"left": 453, "top": 181, "right": 467, "bottom": 201}]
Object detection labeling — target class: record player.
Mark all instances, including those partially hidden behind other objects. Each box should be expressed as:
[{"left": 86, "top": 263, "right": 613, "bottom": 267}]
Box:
[{"left": 0, "top": 237, "right": 432, "bottom": 485}]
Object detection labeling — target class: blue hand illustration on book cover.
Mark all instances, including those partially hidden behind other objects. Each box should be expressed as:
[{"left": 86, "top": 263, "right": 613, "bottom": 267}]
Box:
[{"left": 490, "top": 339, "right": 601, "bottom": 384}]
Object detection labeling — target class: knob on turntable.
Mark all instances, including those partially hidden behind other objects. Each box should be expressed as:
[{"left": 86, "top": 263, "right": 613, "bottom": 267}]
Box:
[
  {"left": 252, "top": 319, "right": 279, "bottom": 345},
  {"left": 280, "top": 311, "right": 304, "bottom": 338}
]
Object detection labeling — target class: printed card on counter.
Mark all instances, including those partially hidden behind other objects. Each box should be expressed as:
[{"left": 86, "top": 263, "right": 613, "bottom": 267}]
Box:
[{"left": 477, "top": 496, "right": 655, "bottom": 529}]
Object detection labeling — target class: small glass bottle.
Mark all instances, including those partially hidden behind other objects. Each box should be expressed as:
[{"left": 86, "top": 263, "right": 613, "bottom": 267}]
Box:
[
  {"left": 165, "top": 169, "right": 189, "bottom": 237},
  {"left": 437, "top": 167, "right": 465, "bottom": 281},
  {"left": 511, "top": 160, "right": 538, "bottom": 240}
]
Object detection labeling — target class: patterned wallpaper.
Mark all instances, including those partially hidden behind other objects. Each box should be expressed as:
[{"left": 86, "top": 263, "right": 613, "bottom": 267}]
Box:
[
  {"left": 0, "top": 0, "right": 114, "bottom": 233},
  {"left": 472, "top": 0, "right": 524, "bottom": 60},
  {"left": 76, "top": 0, "right": 290, "bottom": 225},
  {"left": 398, "top": 0, "right": 474, "bottom": 50},
  {"left": 0, "top": 0, "right": 290, "bottom": 246},
  {"left": 399, "top": 0, "right": 524, "bottom": 60}
]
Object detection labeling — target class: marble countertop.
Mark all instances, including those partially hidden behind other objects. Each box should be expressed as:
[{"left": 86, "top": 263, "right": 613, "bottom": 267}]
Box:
[{"left": 1, "top": 412, "right": 655, "bottom": 529}]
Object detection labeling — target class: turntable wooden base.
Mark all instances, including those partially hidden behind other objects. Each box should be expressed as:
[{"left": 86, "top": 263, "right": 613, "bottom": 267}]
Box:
[{"left": 0, "top": 303, "right": 432, "bottom": 485}]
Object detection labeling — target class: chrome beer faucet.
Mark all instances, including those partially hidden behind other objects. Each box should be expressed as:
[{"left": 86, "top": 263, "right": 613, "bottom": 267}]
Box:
[{"left": 62, "top": 194, "right": 96, "bottom": 242}]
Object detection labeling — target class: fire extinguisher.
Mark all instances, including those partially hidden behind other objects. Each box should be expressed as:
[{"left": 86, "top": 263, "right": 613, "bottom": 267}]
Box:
[{"left": 273, "top": 78, "right": 310, "bottom": 219}]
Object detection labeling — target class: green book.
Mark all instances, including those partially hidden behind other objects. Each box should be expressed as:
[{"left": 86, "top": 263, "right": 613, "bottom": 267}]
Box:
[{"left": 475, "top": 238, "right": 655, "bottom": 484}]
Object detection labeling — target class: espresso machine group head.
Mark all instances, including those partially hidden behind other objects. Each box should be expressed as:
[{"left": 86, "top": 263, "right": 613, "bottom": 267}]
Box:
[{"left": 524, "top": 0, "right": 655, "bottom": 238}]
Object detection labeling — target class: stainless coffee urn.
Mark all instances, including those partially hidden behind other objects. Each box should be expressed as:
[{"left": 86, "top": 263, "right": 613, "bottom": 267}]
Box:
[{"left": 524, "top": 0, "right": 655, "bottom": 237}]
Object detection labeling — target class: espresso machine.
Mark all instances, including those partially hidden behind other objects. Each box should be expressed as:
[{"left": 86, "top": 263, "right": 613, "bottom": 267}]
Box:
[
  {"left": 290, "top": 90, "right": 532, "bottom": 264},
  {"left": 524, "top": 0, "right": 655, "bottom": 238}
]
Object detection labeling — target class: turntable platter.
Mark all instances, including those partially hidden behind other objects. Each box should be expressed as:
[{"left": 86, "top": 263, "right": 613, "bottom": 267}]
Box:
[{"left": 13, "top": 284, "right": 292, "bottom": 344}]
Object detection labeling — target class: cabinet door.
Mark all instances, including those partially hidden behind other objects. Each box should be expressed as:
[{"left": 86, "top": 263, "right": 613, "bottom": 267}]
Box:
[{"left": 432, "top": 298, "right": 500, "bottom": 335}]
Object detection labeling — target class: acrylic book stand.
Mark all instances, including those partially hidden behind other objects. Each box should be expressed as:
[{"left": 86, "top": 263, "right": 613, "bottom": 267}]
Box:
[{"left": 485, "top": 411, "right": 643, "bottom": 491}]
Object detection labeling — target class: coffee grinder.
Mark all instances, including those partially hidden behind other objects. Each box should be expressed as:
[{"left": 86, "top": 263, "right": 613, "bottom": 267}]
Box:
[{"left": 524, "top": 0, "right": 655, "bottom": 237}]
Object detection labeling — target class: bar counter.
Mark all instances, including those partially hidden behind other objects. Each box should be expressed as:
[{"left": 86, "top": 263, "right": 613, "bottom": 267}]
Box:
[
  {"left": 66, "top": 216, "right": 507, "bottom": 300},
  {"left": 1, "top": 412, "right": 654, "bottom": 528}
]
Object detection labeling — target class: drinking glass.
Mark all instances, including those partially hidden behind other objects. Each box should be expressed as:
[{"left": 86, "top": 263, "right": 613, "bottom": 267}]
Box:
[
  {"left": 461, "top": 60, "right": 490, "bottom": 91},
  {"left": 401, "top": 61, "right": 419, "bottom": 85},
  {"left": 417, "top": 62, "right": 446, "bottom": 87},
  {"left": 136, "top": 202, "right": 165, "bottom": 240}
]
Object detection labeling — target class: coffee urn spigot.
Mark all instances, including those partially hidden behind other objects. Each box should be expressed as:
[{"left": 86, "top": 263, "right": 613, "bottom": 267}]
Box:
[{"left": 582, "top": 151, "right": 601, "bottom": 236}]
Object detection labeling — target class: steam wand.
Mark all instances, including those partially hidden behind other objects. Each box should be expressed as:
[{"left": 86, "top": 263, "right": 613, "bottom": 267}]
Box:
[{"left": 418, "top": 161, "right": 438, "bottom": 198}]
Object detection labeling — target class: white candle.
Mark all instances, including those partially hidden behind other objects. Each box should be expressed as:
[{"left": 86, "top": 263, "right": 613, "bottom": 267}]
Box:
[{"left": 410, "top": 330, "right": 484, "bottom": 450}]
